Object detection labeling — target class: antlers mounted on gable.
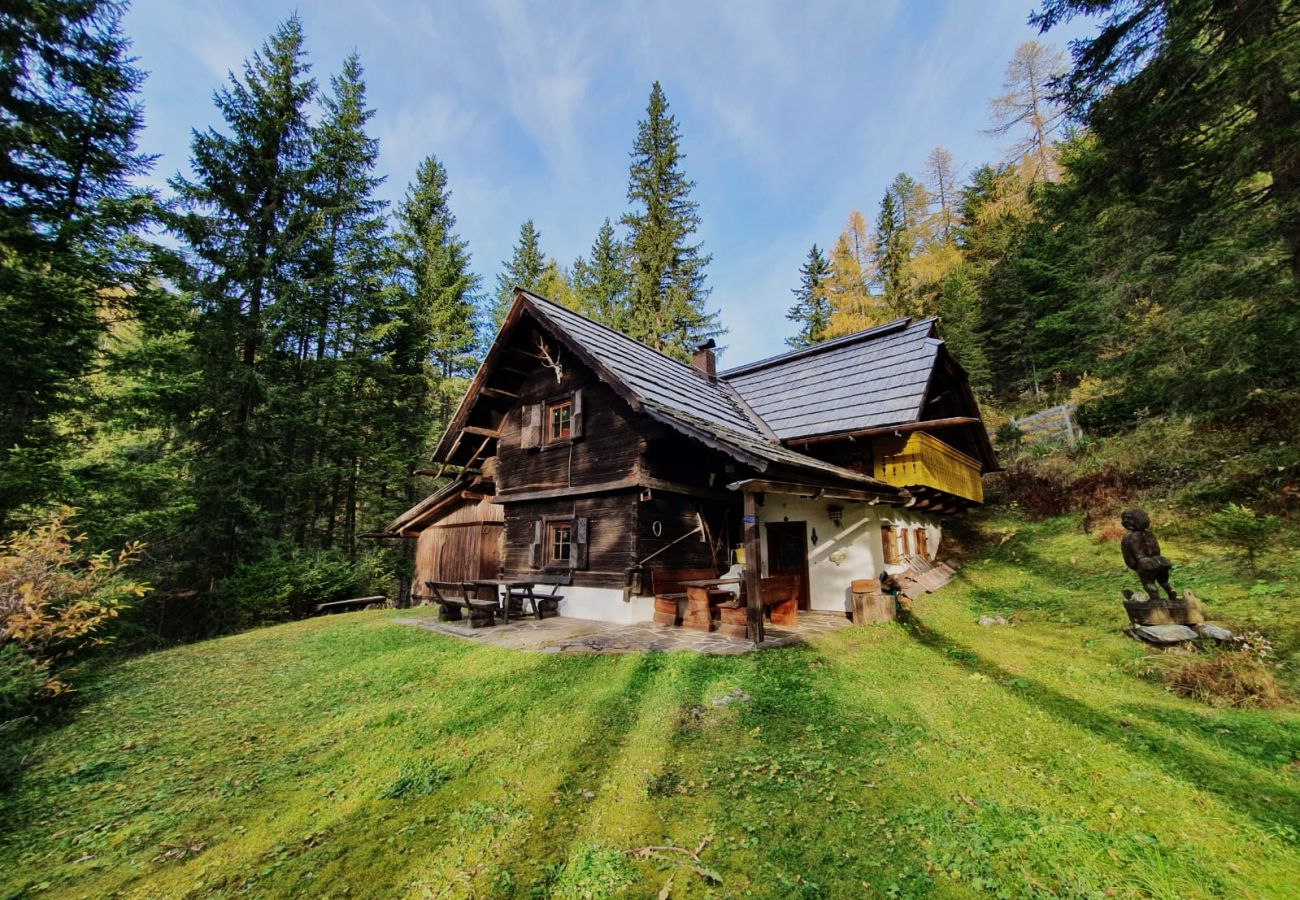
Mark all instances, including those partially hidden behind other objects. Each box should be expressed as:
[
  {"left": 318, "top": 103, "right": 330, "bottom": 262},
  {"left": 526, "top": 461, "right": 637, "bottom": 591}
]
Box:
[{"left": 536, "top": 334, "right": 563, "bottom": 383}]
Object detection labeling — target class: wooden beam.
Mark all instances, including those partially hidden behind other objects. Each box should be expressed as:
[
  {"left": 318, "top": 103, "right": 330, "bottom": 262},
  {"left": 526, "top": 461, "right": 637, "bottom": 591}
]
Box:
[
  {"left": 743, "top": 491, "right": 764, "bottom": 644},
  {"left": 481, "top": 386, "right": 519, "bottom": 401},
  {"left": 462, "top": 425, "right": 502, "bottom": 439},
  {"left": 493, "top": 475, "right": 641, "bottom": 504},
  {"left": 463, "top": 436, "right": 494, "bottom": 470},
  {"left": 786, "top": 417, "right": 982, "bottom": 447},
  {"left": 637, "top": 476, "right": 736, "bottom": 503},
  {"left": 726, "top": 478, "right": 903, "bottom": 505}
]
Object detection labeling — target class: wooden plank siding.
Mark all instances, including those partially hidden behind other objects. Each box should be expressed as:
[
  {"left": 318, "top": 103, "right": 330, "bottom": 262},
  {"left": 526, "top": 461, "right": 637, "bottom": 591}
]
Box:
[
  {"left": 494, "top": 350, "right": 644, "bottom": 498},
  {"left": 502, "top": 493, "right": 637, "bottom": 589},
  {"left": 488, "top": 330, "right": 742, "bottom": 593}
]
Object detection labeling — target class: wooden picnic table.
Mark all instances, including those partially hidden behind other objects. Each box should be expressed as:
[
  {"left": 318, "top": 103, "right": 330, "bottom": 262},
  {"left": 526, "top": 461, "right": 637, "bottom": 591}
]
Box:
[
  {"left": 465, "top": 577, "right": 568, "bottom": 622},
  {"left": 675, "top": 577, "right": 743, "bottom": 633}
]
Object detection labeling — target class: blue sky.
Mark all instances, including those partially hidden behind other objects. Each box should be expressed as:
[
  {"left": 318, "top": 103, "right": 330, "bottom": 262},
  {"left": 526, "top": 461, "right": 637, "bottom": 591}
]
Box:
[{"left": 124, "top": 0, "right": 1089, "bottom": 364}]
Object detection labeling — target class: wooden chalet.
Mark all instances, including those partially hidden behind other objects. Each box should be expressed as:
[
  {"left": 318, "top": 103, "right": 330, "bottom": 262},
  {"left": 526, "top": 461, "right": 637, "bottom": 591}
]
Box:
[{"left": 389, "top": 289, "right": 996, "bottom": 633}]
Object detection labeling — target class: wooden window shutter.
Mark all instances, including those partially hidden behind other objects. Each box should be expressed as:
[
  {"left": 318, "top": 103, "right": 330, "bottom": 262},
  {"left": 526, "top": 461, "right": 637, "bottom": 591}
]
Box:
[
  {"left": 571, "top": 389, "right": 584, "bottom": 439},
  {"left": 521, "top": 402, "right": 541, "bottom": 448},
  {"left": 881, "top": 525, "right": 898, "bottom": 565},
  {"left": 528, "top": 520, "right": 543, "bottom": 568},
  {"left": 572, "top": 517, "right": 589, "bottom": 570}
]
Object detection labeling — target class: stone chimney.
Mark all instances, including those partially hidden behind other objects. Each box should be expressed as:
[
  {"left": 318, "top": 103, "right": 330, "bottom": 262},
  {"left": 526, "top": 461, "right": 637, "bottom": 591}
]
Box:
[{"left": 692, "top": 339, "right": 717, "bottom": 381}]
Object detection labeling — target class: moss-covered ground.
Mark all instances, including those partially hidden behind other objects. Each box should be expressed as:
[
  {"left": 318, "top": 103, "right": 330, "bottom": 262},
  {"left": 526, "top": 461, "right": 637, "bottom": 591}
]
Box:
[{"left": 3, "top": 511, "right": 1297, "bottom": 898}]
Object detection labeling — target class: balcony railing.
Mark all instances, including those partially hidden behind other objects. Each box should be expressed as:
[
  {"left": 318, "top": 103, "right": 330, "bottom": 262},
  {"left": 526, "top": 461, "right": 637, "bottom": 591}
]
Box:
[{"left": 872, "top": 432, "right": 984, "bottom": 504}]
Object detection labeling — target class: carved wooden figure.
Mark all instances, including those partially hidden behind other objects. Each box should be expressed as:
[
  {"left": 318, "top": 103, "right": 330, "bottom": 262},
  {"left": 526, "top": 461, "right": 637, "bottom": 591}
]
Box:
[{"left": 1120, "top": 508, "right": 1177, "bottom": 603}]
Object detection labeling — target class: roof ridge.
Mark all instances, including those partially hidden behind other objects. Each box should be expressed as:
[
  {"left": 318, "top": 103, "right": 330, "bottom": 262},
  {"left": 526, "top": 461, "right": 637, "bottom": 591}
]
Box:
[
  {"left": 721, "top": 316, "right": 933, "bottom": 377},
  {"left": 521, "top": 288, "right": 775, "bottom": 438},
  {"left": 521, "top": 288, "right": 714, "bottom": 380}
]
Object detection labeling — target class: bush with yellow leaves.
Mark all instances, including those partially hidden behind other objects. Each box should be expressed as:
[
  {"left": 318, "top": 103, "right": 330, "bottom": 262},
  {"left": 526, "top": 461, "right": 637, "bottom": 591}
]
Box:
[{"left": 0, "top": 508, "right": 148, "bottom": 713}]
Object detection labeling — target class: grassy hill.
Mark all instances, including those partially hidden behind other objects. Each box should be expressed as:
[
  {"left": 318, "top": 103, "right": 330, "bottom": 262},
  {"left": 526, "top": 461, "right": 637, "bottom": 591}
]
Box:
[{"left": 2, "top": 511, "right": 1297, "bottom": 898}]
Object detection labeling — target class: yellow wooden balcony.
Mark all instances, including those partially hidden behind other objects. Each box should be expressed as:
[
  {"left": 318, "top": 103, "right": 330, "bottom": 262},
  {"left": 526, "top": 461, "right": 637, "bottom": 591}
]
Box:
[{"left": 872, "top": 432, "right": 984, "bottom": 504}]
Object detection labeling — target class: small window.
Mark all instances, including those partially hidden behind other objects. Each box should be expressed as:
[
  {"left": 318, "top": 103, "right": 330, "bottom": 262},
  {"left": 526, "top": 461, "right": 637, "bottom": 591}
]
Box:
[
  {"left": 547, "top": 400, "right": 572, "bottom": 442},
  {"left": 881, "top": 525, "right": 899, "bottom": 565},
  {"left": 548, "top": 521, "right": 572, "bottom": 565}
]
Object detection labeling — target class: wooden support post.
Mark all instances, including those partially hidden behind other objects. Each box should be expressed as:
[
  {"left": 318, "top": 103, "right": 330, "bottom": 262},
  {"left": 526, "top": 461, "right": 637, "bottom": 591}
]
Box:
[{"left": 743, "top": 491, "right": 764, "bottom": 644}]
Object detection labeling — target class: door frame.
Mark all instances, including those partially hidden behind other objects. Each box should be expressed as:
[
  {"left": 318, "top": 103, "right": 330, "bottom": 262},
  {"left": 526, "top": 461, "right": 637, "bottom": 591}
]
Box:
[{"left": 765, "top": 521, "right": 812, "bottom": 610}]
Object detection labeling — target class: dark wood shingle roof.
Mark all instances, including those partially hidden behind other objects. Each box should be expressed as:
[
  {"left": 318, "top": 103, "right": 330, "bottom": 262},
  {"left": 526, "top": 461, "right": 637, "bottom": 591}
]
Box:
[
  {"left": 519, "top": 292, "right": 895, "bottom": 490},
  {"left": 722, "top": 317, "right": 940, "bottom": 440}
]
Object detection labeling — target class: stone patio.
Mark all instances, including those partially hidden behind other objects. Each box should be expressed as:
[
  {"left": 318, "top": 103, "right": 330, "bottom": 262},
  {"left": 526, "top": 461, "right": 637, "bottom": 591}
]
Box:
[{"left": 395, "top": 610, "right": 852, "bottom": 654}]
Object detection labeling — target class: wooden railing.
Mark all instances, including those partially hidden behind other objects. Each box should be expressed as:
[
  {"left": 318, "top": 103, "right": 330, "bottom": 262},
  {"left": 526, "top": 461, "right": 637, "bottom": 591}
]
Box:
[{"left": 872, "top": 432, "right": 984, "bottom": 503}]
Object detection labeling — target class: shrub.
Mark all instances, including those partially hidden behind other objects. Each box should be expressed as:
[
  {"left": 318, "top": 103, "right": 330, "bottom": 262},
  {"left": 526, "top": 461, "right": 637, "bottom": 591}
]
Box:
[
  {"left": 0, "top": 643, "right": 48, "bottom": 722},
  {"left": 203, "top": 544, "right": 395, "bottom": 633},
  {"left": 1204, "top": 503, "right": 1282, "bottom": 574},
  {"left": 0, "top": 508, "right": 148, "bottom": 699}
]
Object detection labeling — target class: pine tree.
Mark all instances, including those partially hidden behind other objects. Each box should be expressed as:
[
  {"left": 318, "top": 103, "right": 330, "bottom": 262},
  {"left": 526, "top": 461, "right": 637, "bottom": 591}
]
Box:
[
  {"left": 785, "top": 245, "right": 833, "bottom": 348},
  {"left": 390, "top": 154, "right": 479, "bottom": 502},
  {"left": 0, "top": 0, "right": 154, "bottom": 523},
  {"left": 492, "top": 219, "right": 544, "bottom": 326},
  {"left": 291, "top": 51, "right": 392, "bottom": 551},
  {"left": 168, "top": 16, "right": 317, "bottom": 573},
  {"left": 534, "top": 258, "right": 577, "bottom": 308},
  {"left": 1029, "top": 0, "right": 1300, "bottom": 416},
  {"left": 874, "top": 173, "right": 928, "bottom": 317},
  {"left": 572, "top": 218, "right": 630, "bottom": 329},
  {"left": 621, "top": 82, "right": 721, "bottom": 359}
]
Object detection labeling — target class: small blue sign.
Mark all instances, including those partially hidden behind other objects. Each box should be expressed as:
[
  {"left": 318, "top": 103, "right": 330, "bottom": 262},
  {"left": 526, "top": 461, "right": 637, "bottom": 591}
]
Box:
[{"left": 742, "top": 514, "right": 757, "bottom": 525}]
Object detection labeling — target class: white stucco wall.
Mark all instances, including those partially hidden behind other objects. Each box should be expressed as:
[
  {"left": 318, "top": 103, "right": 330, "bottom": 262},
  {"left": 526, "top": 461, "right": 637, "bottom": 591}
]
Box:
[
  {"left": 556, "top": 584, "right": 653, "bottom": 624},
  {"left": 550, "top": 503, "right": 943, "bottom": 623},
  {"left": 757, "top": 497, "right": 942, "bottom": 614}
]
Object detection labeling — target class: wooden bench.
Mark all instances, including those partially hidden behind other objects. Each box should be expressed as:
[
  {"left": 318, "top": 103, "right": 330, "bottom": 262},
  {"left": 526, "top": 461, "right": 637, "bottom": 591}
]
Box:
[
  {"left": 313, "top": 595, "right": 386, "bottom": 614},
  {"left": 715, "top": 575, "right": 800, "bottom": 638},
  {"left": 505, "top": 574, "right": 570, "bottom": 619},
  {"left": 424, "top": 581, "right": 499, "bottom": 628}
]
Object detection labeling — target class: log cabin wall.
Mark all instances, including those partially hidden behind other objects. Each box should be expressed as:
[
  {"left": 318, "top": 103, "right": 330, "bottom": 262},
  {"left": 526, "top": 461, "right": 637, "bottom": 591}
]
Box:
[
  {"left": 493, "top": 339, "right": 645, "bottom": 498},
  {"left": 491, "top": 334, "right": 746, "bottom": 596},
  {"left": 634, "top": 494, "right": 733, "bottom": 580}
]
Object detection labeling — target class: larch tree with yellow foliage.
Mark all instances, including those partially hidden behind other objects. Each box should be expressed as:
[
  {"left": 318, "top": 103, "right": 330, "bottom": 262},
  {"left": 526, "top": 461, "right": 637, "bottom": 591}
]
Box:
[{"left": 824, "top": 211, "right": 889, "bottom": 337}]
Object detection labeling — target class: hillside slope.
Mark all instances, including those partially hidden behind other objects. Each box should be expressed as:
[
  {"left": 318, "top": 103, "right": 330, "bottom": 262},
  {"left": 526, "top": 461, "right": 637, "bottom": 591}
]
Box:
[{"left": 2, "top": 512, "right": 1298, "bottom": 898}]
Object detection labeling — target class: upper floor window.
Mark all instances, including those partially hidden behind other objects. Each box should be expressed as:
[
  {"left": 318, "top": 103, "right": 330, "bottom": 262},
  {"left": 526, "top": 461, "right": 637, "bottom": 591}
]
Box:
[{"left": 547, "top": 399, "right": 573, "bottom": 442}]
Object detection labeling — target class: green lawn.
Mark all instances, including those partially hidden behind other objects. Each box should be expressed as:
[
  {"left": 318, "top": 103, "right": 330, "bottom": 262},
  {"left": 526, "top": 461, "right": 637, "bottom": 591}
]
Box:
[{"left": 3, "top": 512, "right": 1298, "bottom": 898}]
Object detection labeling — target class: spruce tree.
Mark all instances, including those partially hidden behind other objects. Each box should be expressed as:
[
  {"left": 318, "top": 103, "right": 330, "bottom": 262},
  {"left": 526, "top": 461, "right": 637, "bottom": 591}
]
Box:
[
  {"left": 621, "top": 82, "right": 721, "bottom": 359},
  {"left": 492, "top": 219, "right": 544, "bottom": 326},
  {"left": 785, "top": 245, "right": 833, "bottom": 348},
  {"left": 874, "top": 173, "right": 929, "bottom": 318},
  {"left": 572, "top": 218, "right": 630, "bottom": 328},
  {"left": 0, "top": 0, "right": 154, "bottom": 523},
  {"left": 168, "top": 16, "right": 317, "bottom": 572},
  {"left": 391, "top": 153, "right": 480, "bottom": 461},
  {"left": 293, "top": 51, "right": 391, "bottom": 551}
]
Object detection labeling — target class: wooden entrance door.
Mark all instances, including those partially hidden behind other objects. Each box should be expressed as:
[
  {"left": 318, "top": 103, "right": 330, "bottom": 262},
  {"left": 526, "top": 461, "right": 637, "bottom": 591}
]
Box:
[{"left": 765, "top": 522, "right": 811, "bottom": 610}]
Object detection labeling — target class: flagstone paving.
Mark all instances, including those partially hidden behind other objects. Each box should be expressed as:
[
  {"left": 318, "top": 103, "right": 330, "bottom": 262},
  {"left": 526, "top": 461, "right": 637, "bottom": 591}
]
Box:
[{"left": 395, "top": 610, "right": 852, "bottom": 654}]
